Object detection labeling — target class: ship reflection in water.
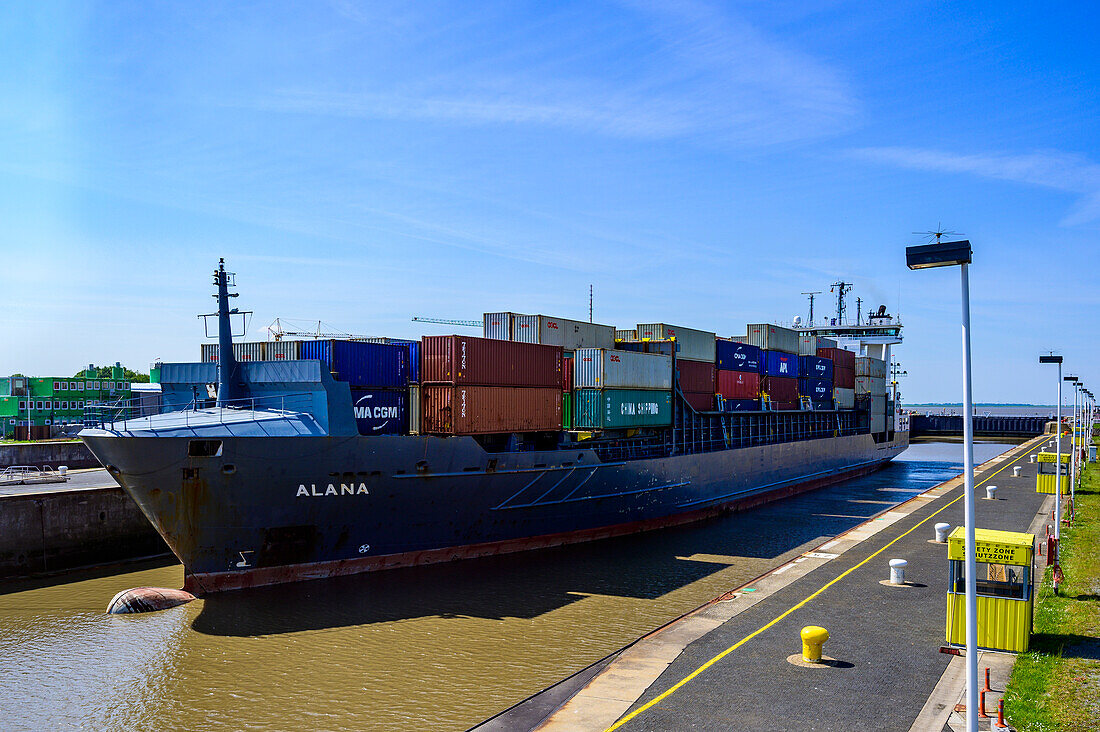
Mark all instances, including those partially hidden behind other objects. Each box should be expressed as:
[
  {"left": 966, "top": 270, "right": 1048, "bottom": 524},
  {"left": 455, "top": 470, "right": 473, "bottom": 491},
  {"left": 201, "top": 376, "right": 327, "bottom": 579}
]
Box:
[{"left": 0, "top": 442, "right": 1014, "bottom": 731}]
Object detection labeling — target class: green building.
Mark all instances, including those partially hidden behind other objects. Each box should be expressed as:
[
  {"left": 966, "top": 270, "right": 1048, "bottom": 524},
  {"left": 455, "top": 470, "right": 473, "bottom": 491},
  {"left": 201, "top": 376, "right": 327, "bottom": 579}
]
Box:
[{"left": 0, "top": 364, "right": 133, "bottom": 438}]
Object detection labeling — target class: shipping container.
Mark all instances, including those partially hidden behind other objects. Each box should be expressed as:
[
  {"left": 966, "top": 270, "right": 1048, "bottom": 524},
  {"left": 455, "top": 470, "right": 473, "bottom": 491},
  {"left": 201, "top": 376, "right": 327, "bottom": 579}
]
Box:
[
  {"left": 409, "top": 384, "right": 420, "bottom": 434},
  {"left": 717, "top": 370, "right": 761, "bottom": 399},
  {"left": 817, "top": 347, "right": 855, "bottom": 370},
  {"left": 420, "top": 335, "right": 562, "bottom": 387},
  {"left": 677, "top": 359, "right": 715, "bottom": 394},
  {"left": 834, "top": 366, "right": 855, "bottom": 389},
  {"left": 762, "top": 376, "right": 798, "bottom": 403},
  {"left": 744, "top": 324, "right": 799, "bottom": 355},
  {"left": 350, "top": 388, "right": 407, "bottom": 435},
  {"left": 406, "top": 341, "right": 420, "bottom": 383},
  {"left": 562, "top": 392, "right": 572, "bottom": 429},
  {"left": 833, "top": 387, "right": 855, "bottom": 409},
  {"left": 615, "top": 329, "right": 637, "bottom": 341},
  {"left": 483, "top": 312, "right": 519, "bottom": 341},
  {"left": 202, "top": 341, "right": 303, "bottom": 363},
  {"left": 420, "top": 385, "right": 562, "bottom": 434},
  {"left": 512, "top": 315, "right": 616, "bottom": 350},
  {"left": 717, "top": 398, "right": 761, "bottom": 412},
  {"left": 763, "top": 351, "right": 799, "bottom": 378},
  {"left": 797, "top": 335, "right": 837, "bottom": 356},
  {"left": 300, "top": 340, "right": 409, "bottom": 387},
  {"left": 573, "top": 348, "right": 672, "bottom": 390},
  {"left": 812, "top": 400, "right": 834, "bottom": 411},
  {"left": 715, "top": 340, "right": 763, "bottom": 373},
  {"left": 869, "top": 394, "right": 888, "bottom": 433},
  {"left": 770, "top": 401, "right": 800, "bottom": 411},
  {"left": 616, "top": 339, "right": 678, "bottom": 357},
  {"left": 730, "top": 335, "right": 749, "bottom": 344},
  {"left": 635, "top": 323, "right": 716, "bottom": 362},
  {"left": 573, "top": 389, "right": 672, "bottom": 429},
  {"left": 681, "top": 391, "right": 714, "bottom": 412},
  {"left": 855, "top": 375, "right": 888, "bottom": 395},
  {"left": 267, "top": 340, "right": 302, "bottom": 361},
  {"left": 855, "top": 356, "right": 888, "bottom": 379},
  {"left": 798, "top": 355, "right": 834, "bottom": 380},
  {"left": 561, "top": 354, "right": 574, "bottom": 392},
  {"left": 798, "top": 378, "right": 832, "bottom": 401}
]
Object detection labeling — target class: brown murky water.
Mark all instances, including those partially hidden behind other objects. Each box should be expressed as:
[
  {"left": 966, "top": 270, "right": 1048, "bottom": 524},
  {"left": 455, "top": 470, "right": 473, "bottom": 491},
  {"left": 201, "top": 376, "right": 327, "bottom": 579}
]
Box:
[{"left": 0, "top": 444, "right": 1008, "bottom": 731}]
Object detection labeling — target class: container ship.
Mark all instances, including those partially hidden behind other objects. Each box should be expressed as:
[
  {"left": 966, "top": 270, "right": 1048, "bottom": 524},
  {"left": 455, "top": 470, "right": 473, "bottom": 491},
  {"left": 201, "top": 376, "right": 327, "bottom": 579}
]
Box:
[{"left": 81, "top": 262, "right": 909, "bottom": 594}]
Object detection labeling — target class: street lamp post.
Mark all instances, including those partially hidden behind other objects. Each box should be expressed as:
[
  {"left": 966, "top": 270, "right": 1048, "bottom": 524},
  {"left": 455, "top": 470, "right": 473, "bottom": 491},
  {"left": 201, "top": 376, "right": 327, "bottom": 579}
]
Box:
[
  {"left": 906, "top": 238, "right": 978, "bottom": 732},
  {"left": 1065, "top": 376, "right": 1078, "bottom": 518},
  {"left": 1040, "top": 354, "right": 1063, "bottom": 590}
]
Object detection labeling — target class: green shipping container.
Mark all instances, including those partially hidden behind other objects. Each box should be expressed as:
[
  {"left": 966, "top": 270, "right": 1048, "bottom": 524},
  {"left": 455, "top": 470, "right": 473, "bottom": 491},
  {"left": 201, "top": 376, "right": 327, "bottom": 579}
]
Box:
[
  {"left": 562, "top": 392, "right": 572, "bottom": 429},
  {"left": 573, "top": 388, "right": 672, "bottom": 429}
]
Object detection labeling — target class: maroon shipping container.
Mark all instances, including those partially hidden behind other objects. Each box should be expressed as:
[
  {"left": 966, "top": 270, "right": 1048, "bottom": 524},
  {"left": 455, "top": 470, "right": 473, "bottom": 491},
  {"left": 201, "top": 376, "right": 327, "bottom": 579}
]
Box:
[
  {"left": 817, "top": 347, "right": 855, "bottom": 370},
  {"left": 562, "top": 355, "right": 574, "bottom": 392},
  {"left": 682, "top": 391, "right": 714, "bottom": 412},
  {"left": 762, "top": 376, "right": 798, "bottom": 403},
  {"left": 420, "top": 385, "right": 562, "bottom": 435},
  {"left": 771, "top": 401, "right": 800, "bottom": 411},
  {"left": 834, "top": 366, "right": 855, "bottom": 389},
  {"left": 717, "top": 370, "right": 761, "bottom": 399},
  {"left": 421, "top": 335, "right": 562, "bottom": 387},
  {"left": 677, "top": 359, "right": 715, "bottom": 394}
]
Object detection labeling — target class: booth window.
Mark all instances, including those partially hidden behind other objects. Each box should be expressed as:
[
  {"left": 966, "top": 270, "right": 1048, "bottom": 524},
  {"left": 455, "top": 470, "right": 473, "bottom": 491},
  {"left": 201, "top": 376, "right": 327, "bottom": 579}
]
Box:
[{"left": 949, "top": 561, "right": 1030, "bottom": 600}]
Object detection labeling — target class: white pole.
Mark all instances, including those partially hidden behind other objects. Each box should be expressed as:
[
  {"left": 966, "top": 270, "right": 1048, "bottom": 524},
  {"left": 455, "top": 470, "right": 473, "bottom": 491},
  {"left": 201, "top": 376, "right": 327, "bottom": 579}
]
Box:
[
  {"left": 959, "top": 263, "right": 978, "bottom": 732},
  {"left": 1055, "top": 362, "right": 1062, "bottom": 566},
  {"left": 1072, "top": 386, "right": 1078, "bottom": 513}
]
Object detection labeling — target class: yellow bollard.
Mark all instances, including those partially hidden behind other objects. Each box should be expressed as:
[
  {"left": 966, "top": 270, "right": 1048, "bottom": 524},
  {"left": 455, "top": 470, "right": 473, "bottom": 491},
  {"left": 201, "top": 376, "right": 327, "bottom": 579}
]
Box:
[{"left": 800, "top": 626, "right": 829, "bottom": 663}]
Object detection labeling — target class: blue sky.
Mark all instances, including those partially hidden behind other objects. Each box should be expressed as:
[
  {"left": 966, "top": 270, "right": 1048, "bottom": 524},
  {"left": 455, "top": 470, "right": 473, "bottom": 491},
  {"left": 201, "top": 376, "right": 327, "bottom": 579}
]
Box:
[{"left": 1, "top": 1, "right": 1096, "bottom": 402}]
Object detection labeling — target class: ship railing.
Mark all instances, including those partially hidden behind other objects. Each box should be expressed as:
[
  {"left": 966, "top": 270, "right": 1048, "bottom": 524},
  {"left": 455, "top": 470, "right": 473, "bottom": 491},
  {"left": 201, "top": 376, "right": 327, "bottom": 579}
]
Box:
[{"left": 83, "top": 392, "right": 315, "bottom": 431}]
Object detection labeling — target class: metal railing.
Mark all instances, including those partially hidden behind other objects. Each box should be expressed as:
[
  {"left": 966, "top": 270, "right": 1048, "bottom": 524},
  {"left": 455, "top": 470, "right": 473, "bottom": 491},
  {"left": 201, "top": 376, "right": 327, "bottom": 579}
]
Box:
[{"left": 83, "top": 392, "right": 315, "bottom": 431}]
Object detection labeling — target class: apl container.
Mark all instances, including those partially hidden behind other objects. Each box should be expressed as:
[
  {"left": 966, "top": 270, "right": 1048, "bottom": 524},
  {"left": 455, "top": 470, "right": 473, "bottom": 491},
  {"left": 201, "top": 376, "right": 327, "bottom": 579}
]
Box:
[
  {"left": 717, "top": 370, "right": 761, "bottom": 399},
  {"left": 420, "top": 335, "right": 562, "bottom": 387},
  {"left": 483, "top": 312, "right": 519, "bottom": 341},
  {"left": 856, "top": 356, "right": 888, "bottom": 379},
  {"left": 763, "top": 351, "right": 799, "bottom": 378},
  {"left": 855, "top": 376, "right": 888, "bottom": 395},
  {"left": 799, "top": 355, "right": 834, "bottom": 380},
  {"left": 300, "top": 340, "right": 409, "bottom": 387},
  {"left": 350, "top": 388, "right": 407, "bottom": 435},
  {"left": 798, "top": 378, "right": 832, "bottom": 400},
  {"left": 715, "top": 340, "right": 763, "bottom": 373},
  {"left": 717, "top": 398, "right": 761, "bottom": 412},
  {"left": 833, "top": 387, "right": 856, "bottom": 409},
  {"left": 817, "top": 347, "right": 855, "bottom": 370},
  {"left": 635, "top": 323, "right": 716, "bottom": 362},
  {"left": 745, "top": 324, "right": 799, "bottom": 355},
  {"left": 573, "top": 349, "right": 672, "bottom": 390},
  {"left": 677, "top": 359, "right": 715, "bottom": 394},
  {"left": 420, "top": 385, "right": 562, "bottom": 434},
  {"left": 573, "top": 389, "right": 672, "bottom": 429},
  {"left": 798, "top": 335, "right": 837, "bottom": 356},
  {"left": 513, "top": 315, "right": 616, "bottom": 350},
  {"left": 762, "top": 376, "right": 798, "bottom": 403}
]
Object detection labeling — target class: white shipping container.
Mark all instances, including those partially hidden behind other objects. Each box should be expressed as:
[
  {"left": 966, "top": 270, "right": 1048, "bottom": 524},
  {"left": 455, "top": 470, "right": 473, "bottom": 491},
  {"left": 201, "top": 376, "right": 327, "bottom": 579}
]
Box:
[
  {"left": 513, "top": 314, "right": 616, "bottom": 350},
  {"left": 855, "top": 356, "right": 888, "bottom": 378},
  {"left": 483, "top": 312, "right": 519, "bottom": 341},
  {"left": 744, "top": 324, "right": 800, "bottom": 355},
  {"left": 573, "top": 348, "right": 672, "bottom": 390},
  {"left": 855, "top": 376, "right": 888, "bottom": 395},
  {"left": 870, "top": 393, "right": 888, "bottom": 433},
  {"left": 798, "top": 335, "right": 837, "bottom": 356},
  {"left": 635, "top": 323, "right": 716, "bottom": 362},
  {"left": 201, "top": 341, "right": 301, "bottom": 363},
  {"left": 266, "top": 341, "right": 301, "bottom": 360},
  {"left": 615, "top": 329, "right": 637, "bottom": 341},
  {"left": 833, "top": 387, "right": 855, "bottom": 409},
  {"left": 408, "top": 384, "right": 420, "bottom": 434}
]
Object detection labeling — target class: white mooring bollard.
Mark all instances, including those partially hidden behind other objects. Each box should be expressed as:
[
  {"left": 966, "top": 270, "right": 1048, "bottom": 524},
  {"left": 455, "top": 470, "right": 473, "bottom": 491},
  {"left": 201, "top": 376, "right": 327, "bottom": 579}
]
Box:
[
  {"left": 986, "top": 485, "right": 998, "bottom": 500},
  {"left": 58, "top": 466, "right": 68, "bottom": 477},
  {"left": 889, "top": 559, "right": 908, "bottom": 585},
  {"left": 935, "top": 523, "right": 951, "bottom": 542},
  {"left": 1013, "top": 466, "right": 1022, "bottom": 477},
  {"left": 1030, "top": 454, "right": 1037, "bottom": 463}
]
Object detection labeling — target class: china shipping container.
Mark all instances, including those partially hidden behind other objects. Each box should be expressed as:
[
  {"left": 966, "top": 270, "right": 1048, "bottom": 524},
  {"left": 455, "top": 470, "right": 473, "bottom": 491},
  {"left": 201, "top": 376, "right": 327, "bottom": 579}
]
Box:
[
  {"left": 420, "top": 385, "right": 562, "bottom": 434},
  {"left": 817, "top": 347, "right": 855, "bottom": 370},
  {"left": 762, "top": 376, "right": 799, "bottom": 403},
  {"left": 299, "top": 340, "right": 409, "bottom": 387},
  {"left": 717, "top": 398, "right": 761, "bottom": 412},
  {"left": 420, "top": 335, "right": 562, "bottom": 387},
  {"left": 408, "top": 384, "right": 420, "bottom": 434},
  {"left": 561, "top": 354, "right": 574, "bottom": 392},
  {"left": 799, "top": 355, "right": 834, "bottom": 380},
  {"left": 512, "top": 315, "right": 616, "bottom": 350},
  {"left": 573, "top": 349, "right": 672, "bottom": 390},
  {"left": 855, "top": 375, "right": 888, "bottom": 395},
  {"left": 615, "top": 339, "right": 678, "bottom": 357},
  {"left": 798, "top": 335, "right": 838, "bottom": 356},
  {"left": 798, "top": 378, "right": 832, "bottom": 400},
  {"left": 681, "top": 391, "right": 714, "bottom": 412},
  {"left": 715, "top": 340, "right": 763, "bottom": 373},
  {"left": 562, "top": 392, "right": 572, "bottom": 429},
  {"left": 744, "top": 324, "right": 799, "bottom": 355},
  {"left": 350, "top": 388, "right": 408, "bottom": 435},
  {"left": 615, "top": 329, "right": 637, "bottom": 341},
  {"left": 763, "top": 351, "right": 799, "bottom": 378},
  {"left": 834, "top": 367, "right": 856, "bottom": 389},
  {"left": 635, "top": 323, "right": 716, "bottom": 362},
  {"left": 855, "top": 356, "right": 888, "bottom": 379},
  {"left": 573, "top": 388, "right": 673, "bottom": 429},
  {"left": 833, "top": 387, "right": 856, "bottom": 409},
  {"left": 717, "top": 370, "right": 761, "bottom": 399},
  {"left": 483, "top": 312, "right": 520, "bottom": 341},
  {"left": 677, "top": 358, "right": 715, "bottom": 394}
]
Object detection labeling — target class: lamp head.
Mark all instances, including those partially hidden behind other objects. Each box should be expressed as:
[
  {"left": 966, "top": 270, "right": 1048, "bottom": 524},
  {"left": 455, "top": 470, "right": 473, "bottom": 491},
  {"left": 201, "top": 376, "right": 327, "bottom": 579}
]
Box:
[
  {"left": 905, "top": 240, "right": 972, "bottom": 269},
  {"left": 1039, "top": 354, "right": 1063, "bottom": 364}
]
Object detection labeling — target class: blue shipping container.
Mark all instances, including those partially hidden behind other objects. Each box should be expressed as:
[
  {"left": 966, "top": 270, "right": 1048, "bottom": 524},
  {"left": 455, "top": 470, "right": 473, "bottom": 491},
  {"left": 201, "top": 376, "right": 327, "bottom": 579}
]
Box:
[
  {"left": 812, "top": 400, "right": 834, "bottom": 411},
  {"left": 717, "top": 398, "right": 761, "bottom": 412},
  {"left": 350, "top": 388, "right": 407, "bottom": 435},
  {"left": 763, "top": 351, "right": 798, "bottom": 378},
  {"left": 799, "top": 355, "right": 834, "bottom": 380},
  {"left": 300, "top": 340, "right": 409, "bottom": 387},
  {"left": 799, "top": 377, "right": 832, "bottom": 400},
  {"left": 715, "top": 340, "right": 763, "bottom": 373}
]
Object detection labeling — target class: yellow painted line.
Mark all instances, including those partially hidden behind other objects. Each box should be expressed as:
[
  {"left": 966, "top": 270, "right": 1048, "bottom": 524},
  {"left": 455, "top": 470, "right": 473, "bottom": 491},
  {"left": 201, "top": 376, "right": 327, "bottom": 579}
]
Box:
[{"left": 604, "top": 440, "right": 1039, "bottom": 731}]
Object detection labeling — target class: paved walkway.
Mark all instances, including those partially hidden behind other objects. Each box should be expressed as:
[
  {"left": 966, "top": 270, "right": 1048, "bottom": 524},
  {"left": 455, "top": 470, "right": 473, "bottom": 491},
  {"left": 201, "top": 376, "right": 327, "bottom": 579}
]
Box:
[{"left": 0, "top": 468, "right": 117, "bottom": 497}]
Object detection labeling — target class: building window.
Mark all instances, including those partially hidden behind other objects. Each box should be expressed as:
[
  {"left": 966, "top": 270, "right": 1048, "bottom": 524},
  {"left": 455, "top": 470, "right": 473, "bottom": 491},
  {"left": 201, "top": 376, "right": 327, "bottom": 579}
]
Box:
[
  {"left": 36, "top": 401, "right": 44, "bottom": 410},
  {"left": 53, "top": 381, "right": 60, "bottom": 391},
  {"left": 69, "top": 382, "right": 75, "bottom": 390},
  {"left": 94, "top": 381, "right": 100, "bottom": 390},
  {"left": 18, "top": 401, "right": 25, "bottom": 410},
  {"left": 78, "top": 382, "right": 84, "bottom": 391}
]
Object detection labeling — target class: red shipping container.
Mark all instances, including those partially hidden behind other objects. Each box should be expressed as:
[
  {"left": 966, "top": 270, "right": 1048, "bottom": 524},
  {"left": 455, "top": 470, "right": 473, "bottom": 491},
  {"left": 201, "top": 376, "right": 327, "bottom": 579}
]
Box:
[
  {"left": 770, "top": 401, "right": 800, "bottom": 411},
  {"left": 682, "top": 391, "right": 714, "bottom": 412},
  {"left": 762, "top": 376, "right": 798, "bottom": 403},
  {"left": 677, "top": 359, "right": 715, "bottom": 394},
  {"left": 834, "top": 366, "right": 855, "bottom": 389},
  {"left": 717, "top": 370, "right": 761, "bottom": 399},
  {"left": 420, "top": 385, "right": 562, "bottom": 435},
  {"left": 421, "top": 335, "right": 562, "bottom": 387},
  {"left": 817, "top": 347, "right": 855, "bottom": 370},
  {"left": 562, "top": 355, "right": 574, "bottom": 392}
]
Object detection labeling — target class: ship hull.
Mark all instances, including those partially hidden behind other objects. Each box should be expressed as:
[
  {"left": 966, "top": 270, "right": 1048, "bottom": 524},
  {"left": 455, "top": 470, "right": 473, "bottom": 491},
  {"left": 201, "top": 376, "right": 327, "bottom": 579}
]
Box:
[{"left": 83, "top": 431, "right": 908, "bottom": 594}]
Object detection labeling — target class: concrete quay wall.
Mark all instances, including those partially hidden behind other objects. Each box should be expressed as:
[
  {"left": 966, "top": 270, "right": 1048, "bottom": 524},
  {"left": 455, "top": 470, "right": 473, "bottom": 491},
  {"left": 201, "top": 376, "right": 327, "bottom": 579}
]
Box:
[{"left": 0, "top": 441, "right": 101, "bottom": 469}]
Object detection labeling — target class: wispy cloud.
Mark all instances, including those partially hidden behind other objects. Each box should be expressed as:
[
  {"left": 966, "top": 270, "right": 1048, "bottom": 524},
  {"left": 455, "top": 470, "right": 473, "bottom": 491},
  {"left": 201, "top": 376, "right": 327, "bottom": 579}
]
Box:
[{"left": 851, "top": 146, "right": 1100, "bottom": 225}]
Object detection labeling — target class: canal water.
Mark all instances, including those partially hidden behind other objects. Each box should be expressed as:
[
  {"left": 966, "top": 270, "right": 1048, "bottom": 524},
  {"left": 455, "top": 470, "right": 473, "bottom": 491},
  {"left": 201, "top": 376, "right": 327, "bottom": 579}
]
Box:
[{"left": 0, "top": 441, "right": 1015, "bottom": 731}]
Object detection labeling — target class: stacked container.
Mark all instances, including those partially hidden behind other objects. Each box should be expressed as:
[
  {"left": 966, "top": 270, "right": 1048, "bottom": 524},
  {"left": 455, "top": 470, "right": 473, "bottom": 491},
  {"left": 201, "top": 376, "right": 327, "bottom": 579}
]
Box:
[
  {"left": 298, "top": 340, "right": 412, "bottom": 435},
  {"left": 799, "top": 354, "right": 834, "bottom": 409},
  {"left": 760, "top": 349, "right": 799, "bottom": 410},
  {"left": 513, "top": 315, "right": 616, "bottom": 350},
  {"left": 483, "top": 312, "right": 519, "bottom": 341},
  {"left": 634, "top": 323, "right": 716, "bottom": 363},
  {"left": 573, "top": 390, "right": 672, "bottom": 429},
  {"left": 201, "top": 341, "right": 302, "bottom": 363},
  {"left": 819, "top": 347, "right": 856, "bottom": 406},
  {"left": 561, "top": 354, "right": 574, "bottom": 428},
  {"left": 715, "top": 339, "right": 762, "bottom": 410},
  {"left": 744, "top": 324, "right": 799, "bottom": 354},
  {"left": 797, "top": 335, "right": 837, "bottom": 356},
  {"left": 572, "top": 349, "right": 673, "bottom": 429}
]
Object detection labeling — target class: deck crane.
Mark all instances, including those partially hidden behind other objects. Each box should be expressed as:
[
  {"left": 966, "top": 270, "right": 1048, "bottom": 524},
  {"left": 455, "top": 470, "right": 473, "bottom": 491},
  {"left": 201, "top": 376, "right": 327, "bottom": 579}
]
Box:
[{"left": 411, "top": 316, "right": 481, "bottom": 328}]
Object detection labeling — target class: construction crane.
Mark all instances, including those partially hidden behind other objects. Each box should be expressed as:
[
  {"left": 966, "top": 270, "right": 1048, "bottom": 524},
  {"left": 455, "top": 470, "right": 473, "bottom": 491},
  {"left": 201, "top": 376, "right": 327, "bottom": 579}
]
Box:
[
  {"left": 266, "top": 318, "right": 369, "bottom": 341},
  {"left": 411, "top": 316, "right": 481, "bottom": 328}
]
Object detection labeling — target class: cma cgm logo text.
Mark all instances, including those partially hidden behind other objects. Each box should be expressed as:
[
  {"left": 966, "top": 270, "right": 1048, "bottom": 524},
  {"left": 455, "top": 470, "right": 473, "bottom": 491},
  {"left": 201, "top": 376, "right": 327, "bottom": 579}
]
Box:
[{"left": 354, "top": 396, "right": 398, "bottom": 431}]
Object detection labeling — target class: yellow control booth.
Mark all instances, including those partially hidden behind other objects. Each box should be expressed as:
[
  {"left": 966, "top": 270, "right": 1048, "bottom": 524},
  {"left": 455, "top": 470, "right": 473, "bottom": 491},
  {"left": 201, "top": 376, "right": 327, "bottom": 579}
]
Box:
[
  {"left": 1036, "top": 451, "right": 1070, "bottom": 495},
  {"left": 946, "top": 528, "right": 1034, "bottom": 653}
]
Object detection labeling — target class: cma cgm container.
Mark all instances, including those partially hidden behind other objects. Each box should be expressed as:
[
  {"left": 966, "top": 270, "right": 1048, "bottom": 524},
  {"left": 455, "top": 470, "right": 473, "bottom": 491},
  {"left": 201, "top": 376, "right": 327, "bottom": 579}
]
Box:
[
  {"left": 350, "top": 388, "right": 408, "bottom": 435},
  {"left": 574, "top": 389, "right": 672, "bottom": 429},
  {"left": 677, "top": 358, "right": 715, "bottom": 394},
  {"left": 799, "top": 355, "right": 834, "bottom": 380},
  {"left": 762, "top": 376, "right": 798, "bottom": 404},
  {"left": 420, "top": 335, "right": 562, "bottom": 387},
  {"left": 421, "top": 385, "right": 562, "bottom": 434},
  {"left": 616, "top": 340, "right": 678, "bottom": 357},
  {"left": 856, "top": 356, "right": 888, "bottom": 379},
  {"left": 715, "top": 340, "right": 763, "bottom": 374},
  {"left": 573, "top": 349, "right": 672, "bottom": 390},
  {"left": 798, "top": 335, "right": 837, "bottom": 356},
  {"left": 817, "top": 347, "right": 855, "bottom": 370},
  {"left": 834, "top": 367, "right": 855, "bottom": 389},
  {"left": 855, "top": 375, "right": 888, "bottom": 395},
  {"left": 513, "top": 315, "right": 616, "bottom": 350},
  {"left": 717, "top": 370, "right": 761, "bottom": 399},
  {"left": 717, "top": 398, "right": 761, "bottom": 412},
  {"left": 483, "top": 312, "right": 519, "bottom": 341},
  {"left": 745, "top": 324, "right": 799, "bottom": 355},
  {"left": 834, "top": 387, "right": 855, "bottom": 409},
  {"left": 798, "top": 378, "right": 832, "bottom": 401},
  {"left": 763, "top": 351, "right": 799, "bottom": 378},
  {"left": 300, "top": 340, "right": 409, "bottom": 387},
  {"left": 635, "top": 323, "right": 716, "bottom": 363}
]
